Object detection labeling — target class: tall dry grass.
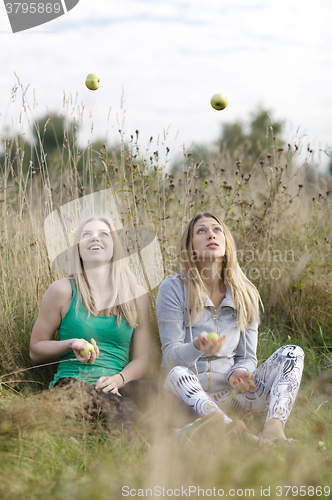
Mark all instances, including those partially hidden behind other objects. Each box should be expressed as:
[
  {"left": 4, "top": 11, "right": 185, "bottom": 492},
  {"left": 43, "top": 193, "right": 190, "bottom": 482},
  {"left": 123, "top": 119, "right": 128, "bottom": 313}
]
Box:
[{"left": 0, "top": 82, "right": 332, "bottom": 500}]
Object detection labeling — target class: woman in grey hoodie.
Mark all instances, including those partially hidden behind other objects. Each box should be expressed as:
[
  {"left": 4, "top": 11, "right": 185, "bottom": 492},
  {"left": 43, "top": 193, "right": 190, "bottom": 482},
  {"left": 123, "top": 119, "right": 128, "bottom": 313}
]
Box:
[{"left": 156, "top": 212, "right": 304, "bottom": 442}]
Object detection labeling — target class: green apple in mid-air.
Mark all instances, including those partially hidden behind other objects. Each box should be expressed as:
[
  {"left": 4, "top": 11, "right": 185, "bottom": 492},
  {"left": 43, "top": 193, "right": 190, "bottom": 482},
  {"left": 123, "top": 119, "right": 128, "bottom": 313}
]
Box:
[
  {"left": 204, "top": 332, "right": 220, "bottom": 344},
  {"left": 85, "top": 73, "right": 100, "bottom": 91},
  {"left": 80, "top": 341, "right": 94, "bottom": 357},
  {"left": 210, "top": 93, "right": 228, "bottom": 110}
]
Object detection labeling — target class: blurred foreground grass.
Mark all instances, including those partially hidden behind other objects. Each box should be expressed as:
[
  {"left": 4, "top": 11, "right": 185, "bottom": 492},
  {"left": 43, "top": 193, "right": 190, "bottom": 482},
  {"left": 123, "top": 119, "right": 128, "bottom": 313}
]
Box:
[{"left": 1, "top": 374, "right": 332, "bottom": 500}]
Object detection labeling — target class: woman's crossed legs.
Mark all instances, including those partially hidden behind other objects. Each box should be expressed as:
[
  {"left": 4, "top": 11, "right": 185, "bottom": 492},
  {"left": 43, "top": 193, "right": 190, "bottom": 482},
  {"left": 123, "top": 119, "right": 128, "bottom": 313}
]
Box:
[{"left": 165, "top": 345, "right": 304, "bottom": 438}]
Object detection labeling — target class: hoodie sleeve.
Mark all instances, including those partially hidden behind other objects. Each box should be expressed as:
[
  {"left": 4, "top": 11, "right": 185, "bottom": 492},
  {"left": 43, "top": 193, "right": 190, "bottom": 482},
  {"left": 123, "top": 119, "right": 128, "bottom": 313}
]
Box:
[
  {"left": 227, "top": 320, "right": 258, "bottom": 379},
  {"left": 155, "top": 275, "right": 202, "bottom": 373}
]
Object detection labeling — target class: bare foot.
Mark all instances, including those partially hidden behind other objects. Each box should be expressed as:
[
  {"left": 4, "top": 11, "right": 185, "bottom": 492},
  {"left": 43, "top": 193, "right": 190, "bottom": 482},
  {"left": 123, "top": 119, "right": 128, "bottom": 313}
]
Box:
[{"left": 261, "top": 418, "right": 287, "bottom": 440}]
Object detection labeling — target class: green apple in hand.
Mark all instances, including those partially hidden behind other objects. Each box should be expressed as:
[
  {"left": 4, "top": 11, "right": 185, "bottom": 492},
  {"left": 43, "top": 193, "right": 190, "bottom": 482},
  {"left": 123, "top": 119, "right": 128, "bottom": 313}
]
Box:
[
  {"left": 80, "top": 341, "right": 94, "bottom": 357},
  {"left": 210, "top": 93, "right": 228, "bottom": 110},
  {"left": 204, "top": 332, "right": 220, "bottom": 344},
  {"left": 85, "top": 73, "right": 100, "bottom": 91}
]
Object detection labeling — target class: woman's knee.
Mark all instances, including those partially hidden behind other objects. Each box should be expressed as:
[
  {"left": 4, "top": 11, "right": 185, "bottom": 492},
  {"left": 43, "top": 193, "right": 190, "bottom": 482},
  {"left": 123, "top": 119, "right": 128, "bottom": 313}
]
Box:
[
  {"left": 165, "top": 366, "right": 198, "bottom": 393},
  {"left": 278, "top": 345, "right": 305, "bottom": 360},
  {"left": 167, "top": 365, "right": 193, "bottom": 382}
]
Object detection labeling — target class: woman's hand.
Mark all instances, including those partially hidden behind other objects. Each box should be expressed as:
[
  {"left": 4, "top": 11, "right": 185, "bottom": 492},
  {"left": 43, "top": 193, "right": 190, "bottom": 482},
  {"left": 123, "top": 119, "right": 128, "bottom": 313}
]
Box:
[
  {"left": 194, "top": 332, "right": 225, "bottom": 355},
  {"left": 71, "top": 338, "right": 99, "bottom": 364},
  {"left": 95, "top": 374, "right": 123, "bottom": 395},
  {"left": 229, "top": 369, "right": 256, "bottom": 393}
]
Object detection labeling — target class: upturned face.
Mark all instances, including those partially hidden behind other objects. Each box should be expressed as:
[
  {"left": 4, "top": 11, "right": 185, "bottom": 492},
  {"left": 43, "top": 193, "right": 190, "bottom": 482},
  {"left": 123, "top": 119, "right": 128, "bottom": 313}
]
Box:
[
  {"left": 78, "top": 220, "right": 114, "bottom": 266},
  {"left": 191, "top": 217, "right": 226, "bottom": 262}
]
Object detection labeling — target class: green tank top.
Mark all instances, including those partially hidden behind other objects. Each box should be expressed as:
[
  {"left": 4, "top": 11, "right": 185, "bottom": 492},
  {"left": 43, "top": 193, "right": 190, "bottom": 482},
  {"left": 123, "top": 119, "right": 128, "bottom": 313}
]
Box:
[{"left": 49, "top": 280, "right": 134, "bottom": 387}]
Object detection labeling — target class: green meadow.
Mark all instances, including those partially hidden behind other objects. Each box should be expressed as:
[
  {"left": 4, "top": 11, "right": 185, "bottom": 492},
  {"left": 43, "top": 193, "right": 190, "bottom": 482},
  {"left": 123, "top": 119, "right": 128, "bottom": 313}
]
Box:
[{"left": 1, "top": 85, "right": 332, "bottom": 499}]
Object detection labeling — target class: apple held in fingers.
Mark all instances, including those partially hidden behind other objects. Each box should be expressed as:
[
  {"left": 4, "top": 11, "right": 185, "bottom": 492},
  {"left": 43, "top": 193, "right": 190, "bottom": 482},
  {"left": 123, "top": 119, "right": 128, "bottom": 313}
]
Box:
[
  {"left": 85, "top": 73, "right": 100, "bottom": 91},
  {"left": 80, "top": 341, "right": 94, "bottom": 357},
  {"left": 210, "top": 93, "right": 228, "bottom": 111},
  {"left": 204, "top": 332, "right": 220, "bottom": 344}
]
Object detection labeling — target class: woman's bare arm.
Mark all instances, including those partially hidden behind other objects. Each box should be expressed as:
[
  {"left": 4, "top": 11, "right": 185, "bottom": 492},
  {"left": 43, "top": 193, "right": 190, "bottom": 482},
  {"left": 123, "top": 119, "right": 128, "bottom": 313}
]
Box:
[{"left": 30, "top": 279, "right": 98, "bottom": 364}]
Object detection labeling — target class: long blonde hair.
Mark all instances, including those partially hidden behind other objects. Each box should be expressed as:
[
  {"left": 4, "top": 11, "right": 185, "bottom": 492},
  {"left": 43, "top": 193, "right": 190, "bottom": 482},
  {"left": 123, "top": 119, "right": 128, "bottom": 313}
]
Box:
[
  {"left": 180, "top": 212, "right": 262, "bottom": 330},
  {"left": 70, "top": 215, "right": 141, "bottom": 328}
]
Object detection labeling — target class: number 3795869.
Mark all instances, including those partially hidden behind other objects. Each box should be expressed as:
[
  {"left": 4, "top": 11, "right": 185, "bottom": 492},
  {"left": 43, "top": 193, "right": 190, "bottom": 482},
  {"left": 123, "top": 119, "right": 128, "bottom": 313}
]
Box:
[{"left": 5, "top": 3, "right": 61, "bottom": 14}]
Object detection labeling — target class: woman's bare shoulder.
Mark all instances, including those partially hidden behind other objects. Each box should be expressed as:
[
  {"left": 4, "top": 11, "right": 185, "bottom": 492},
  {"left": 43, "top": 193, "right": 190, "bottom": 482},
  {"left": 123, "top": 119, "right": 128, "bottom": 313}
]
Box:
[{"left": 44, "top": 278, "right": 72, "bottom": 303}]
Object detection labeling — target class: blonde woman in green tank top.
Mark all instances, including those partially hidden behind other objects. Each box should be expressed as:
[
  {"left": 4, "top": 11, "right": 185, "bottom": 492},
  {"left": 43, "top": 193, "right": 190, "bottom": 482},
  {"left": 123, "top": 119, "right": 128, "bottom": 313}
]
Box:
[{"left": 30, "top": 215, "right": 151, "bottom": 397}]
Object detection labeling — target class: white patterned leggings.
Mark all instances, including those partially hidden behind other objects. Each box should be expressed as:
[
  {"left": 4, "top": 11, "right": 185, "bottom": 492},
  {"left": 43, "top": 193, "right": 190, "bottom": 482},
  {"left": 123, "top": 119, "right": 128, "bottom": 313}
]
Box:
[{"left": 165, "top": 345, "right": 304, "bottom": 427}]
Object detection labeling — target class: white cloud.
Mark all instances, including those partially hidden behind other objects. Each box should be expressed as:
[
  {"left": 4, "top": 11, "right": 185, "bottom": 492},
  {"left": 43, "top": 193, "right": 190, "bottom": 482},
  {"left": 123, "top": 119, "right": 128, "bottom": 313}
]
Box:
[{"left": 0, "top": 0, "right": 331, "bottom": 170}]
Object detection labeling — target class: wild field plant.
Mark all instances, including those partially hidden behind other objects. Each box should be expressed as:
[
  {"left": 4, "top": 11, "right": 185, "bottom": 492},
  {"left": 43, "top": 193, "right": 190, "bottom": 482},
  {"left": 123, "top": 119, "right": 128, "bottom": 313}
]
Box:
[{"left": 1, "top": 83, "right": 332, "bottom": 385}]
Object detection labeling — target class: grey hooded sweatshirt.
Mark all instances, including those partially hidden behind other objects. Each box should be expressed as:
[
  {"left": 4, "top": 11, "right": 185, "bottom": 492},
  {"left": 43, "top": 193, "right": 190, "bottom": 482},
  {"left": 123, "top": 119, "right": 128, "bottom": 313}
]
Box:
[{"left": 156, "top": 274, "right": 258, "bottom": 393}]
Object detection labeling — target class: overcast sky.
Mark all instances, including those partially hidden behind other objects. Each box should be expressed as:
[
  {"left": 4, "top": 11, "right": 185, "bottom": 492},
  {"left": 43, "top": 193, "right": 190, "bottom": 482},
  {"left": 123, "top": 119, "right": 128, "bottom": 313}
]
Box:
[{"left": 0, "top": 0, "right": 331, "bottom": 169}]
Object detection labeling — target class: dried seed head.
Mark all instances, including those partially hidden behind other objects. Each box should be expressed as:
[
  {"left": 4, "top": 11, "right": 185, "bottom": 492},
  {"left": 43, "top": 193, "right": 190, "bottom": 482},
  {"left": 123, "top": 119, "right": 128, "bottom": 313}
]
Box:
[
  {"left": 298, "top": 184, "right": 303, "bottom": 188},
  {"left": 267, "top": 154, "right": 272, "bottom": 159},
  {"left": 327, "top": 190, "right": 330, "bottom": 195},
  {"left": 278, "top": 148, "right": 284, "bottom": 152},
  {"left": 259, "top": 160, "right": 264, "bottom": 165},
  {"left": 235, "top": 170, "right": 239, "bottom": 175}
]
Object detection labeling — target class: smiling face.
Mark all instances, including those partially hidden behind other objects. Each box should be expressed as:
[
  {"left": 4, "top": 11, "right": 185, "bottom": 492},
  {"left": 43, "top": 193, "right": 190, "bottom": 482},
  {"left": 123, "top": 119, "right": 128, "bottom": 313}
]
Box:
[
  {"left": 192, "top": 217, "right": 226, "bottom": 262},
  {"left": 78, "top": 220, "right": 114, "bottom": 267}
]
